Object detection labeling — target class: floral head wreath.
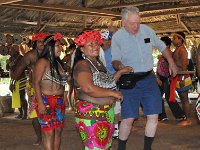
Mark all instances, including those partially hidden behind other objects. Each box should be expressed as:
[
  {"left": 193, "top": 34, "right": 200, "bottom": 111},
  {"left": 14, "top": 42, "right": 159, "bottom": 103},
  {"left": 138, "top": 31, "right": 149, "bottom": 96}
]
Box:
[
  {"left": 44, "top": 32, "right": 63, "bottom": 45},
  {"left": 74, "top": 30, "right": 103, "bottom": 47},
  {"left": 32, "top": 32, "right": 49, "bottom": 41}
]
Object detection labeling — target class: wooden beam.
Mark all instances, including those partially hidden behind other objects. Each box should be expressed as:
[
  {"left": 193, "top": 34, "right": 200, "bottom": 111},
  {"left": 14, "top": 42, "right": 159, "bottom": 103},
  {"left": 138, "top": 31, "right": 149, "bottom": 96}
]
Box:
[
  {"left": 111, "top": 3, "right": 200, "bottom": 20},
  {"left": 180, "top": 21, "right": 191, "bottom": 34},
  {"left": 176, "top": 14, "right": 181, "bottom": 24},
  {"left": 2, "top": 1, "right": 120, "bottom": 17},
  {"left": 175, "top": 14, "right": 191, "bottom": 34},
  {"left": 140, "top": 3, "right": 200, "bottom": 13},
  {"left": 0, "top": 0, "right": 22, "bottom": 5},
  {"left": 83, "top": 16, "right": 87, "bottom": 29},
  {"left": 96, "top": 0, "right": 179, "bottom": 9},
  {"left": 38, "top": 14, "right": 56, "bottom": 32},
  {"left": 14, "top": 20, "right": 83, "bottom": 26},
  {"left": 37, "top": 11, "right": 42, "bottom": 30},
  {"left": 141, "top": 7, "right": 200, "bottom": 18}
]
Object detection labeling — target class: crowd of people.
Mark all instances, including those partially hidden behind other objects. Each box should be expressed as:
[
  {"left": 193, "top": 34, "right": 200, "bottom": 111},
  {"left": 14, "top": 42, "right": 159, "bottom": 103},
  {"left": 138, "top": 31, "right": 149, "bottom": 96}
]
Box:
[{"left": 5, "top": 6, "right": 200, "bottom": 150}]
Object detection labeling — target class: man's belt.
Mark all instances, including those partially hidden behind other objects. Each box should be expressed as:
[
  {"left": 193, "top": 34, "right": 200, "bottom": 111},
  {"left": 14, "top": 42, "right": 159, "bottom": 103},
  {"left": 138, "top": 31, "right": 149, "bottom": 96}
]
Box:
[
  {"left": 117, "top": 70, "right": 153, "bottom": 89},
  {"left": 133, "top": 70, "right": 153, "bottom": 82}
]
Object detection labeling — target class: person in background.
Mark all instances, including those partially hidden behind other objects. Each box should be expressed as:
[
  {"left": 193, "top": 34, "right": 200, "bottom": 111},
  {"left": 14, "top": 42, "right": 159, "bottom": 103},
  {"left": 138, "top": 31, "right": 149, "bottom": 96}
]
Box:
[
  {"left": 172, "top": 32, "right": 193, "bottom": 126},
  {"left": 12, "top": 32, "right": 49, "bottom": 145},
  {"left": 101, "top": 29, "right": 121, "bottom": 139},
  {"left": 196, "top": 44, "right": 200, "bottom": 120},
  {"left": 73, "top": 30, "right": 132, "bottom": 150},
  {"left": 157, "top": 36, "right": 185, "bottom": 121},
  {"left": 111, "top": 7, "right": 178, "bottom": 150},
  {"left": 34, "top": 33, "right": 68, "bottom": 150},
  {"left": 8, "top": 45, "right": 28, "bottom": 120},
  {"left": 62, "top": 44, "right": 76, "bottom": 110}
]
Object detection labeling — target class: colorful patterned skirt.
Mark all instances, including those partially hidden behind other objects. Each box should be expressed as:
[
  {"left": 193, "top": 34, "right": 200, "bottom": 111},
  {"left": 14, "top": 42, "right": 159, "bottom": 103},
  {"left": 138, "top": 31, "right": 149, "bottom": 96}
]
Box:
[
  {"left": 196, "top": 95, "right": 200, "bottom": 120},
  {"left": 35, "top": 95, "right": 66, "bottom": 132},
  {"left": 74, "top": 99, "right": 114, "bottom": 150},
  {"left": 26, "top": 82, "right": 37, "bottom": 118},
  {"left": 176, "top": 74, "right": 192, "bottom": 92}
]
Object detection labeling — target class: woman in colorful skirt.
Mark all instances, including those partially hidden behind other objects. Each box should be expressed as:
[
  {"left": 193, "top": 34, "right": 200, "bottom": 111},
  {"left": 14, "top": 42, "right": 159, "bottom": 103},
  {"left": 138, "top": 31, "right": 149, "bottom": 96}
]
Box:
[
  {"left": 34, "top": 33, "right": 69, "bottom": 150},
  {"left": 196, "top": 44, "right": 200, "bottom": 121},
  {"left": 72, "top": 30, "right": 132, "bottom": 150}
]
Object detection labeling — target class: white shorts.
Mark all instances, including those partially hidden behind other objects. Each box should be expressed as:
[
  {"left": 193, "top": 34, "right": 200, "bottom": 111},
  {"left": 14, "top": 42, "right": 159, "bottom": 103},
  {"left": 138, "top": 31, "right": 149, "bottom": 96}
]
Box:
[{"left": 114, "top": 101, "right": 121, "bottom": 114}]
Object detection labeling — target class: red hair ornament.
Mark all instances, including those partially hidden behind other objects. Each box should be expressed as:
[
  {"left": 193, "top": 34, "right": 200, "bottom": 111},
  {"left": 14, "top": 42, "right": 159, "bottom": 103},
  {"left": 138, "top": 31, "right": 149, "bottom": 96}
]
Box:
[
  {"left": 74, "top": 30, "right": 103, "bottom": 47},
  {"left": 32, "top": 32, "right": 49, "bottom": 41}
]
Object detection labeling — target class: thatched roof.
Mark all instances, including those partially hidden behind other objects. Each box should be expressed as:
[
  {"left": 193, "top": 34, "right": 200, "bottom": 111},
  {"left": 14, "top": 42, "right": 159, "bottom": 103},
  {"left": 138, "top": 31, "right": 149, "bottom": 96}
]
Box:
[{"left": 0, "top": 0, "right": 200, "bottom": 38}]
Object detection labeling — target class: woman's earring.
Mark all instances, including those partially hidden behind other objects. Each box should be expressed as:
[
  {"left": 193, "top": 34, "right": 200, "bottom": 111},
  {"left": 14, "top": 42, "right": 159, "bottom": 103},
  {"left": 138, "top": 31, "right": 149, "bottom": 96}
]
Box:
[{"left": 82, "top": 53, "right": 86, "bottom": 59}]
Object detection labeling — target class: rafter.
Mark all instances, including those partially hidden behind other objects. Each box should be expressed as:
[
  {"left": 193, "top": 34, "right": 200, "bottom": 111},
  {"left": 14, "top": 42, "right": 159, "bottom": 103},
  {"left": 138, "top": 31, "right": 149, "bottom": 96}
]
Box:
[
  {"left": 180, "top": 21, "right": 191, "bottom": 34},
  {"left": 38, "top": 14, "right": 56, "bottom": 32},
  {"left": 2, "top": 1, "right": 120, "bottom": 18},
  {"left": 175, "top": 14, "right": 191, "bottom": 34},
  {"left": 141, "top": 7, "right": 200, "bottom": 18},
  {"left": 140, "top": 3, "right": 200, "bottom": 13},
  {"left": 96, "top": 0, "right": 180, "bottom": 9},
  {"left": 0, "top": 0, "right": 22, "bottom": 5}
]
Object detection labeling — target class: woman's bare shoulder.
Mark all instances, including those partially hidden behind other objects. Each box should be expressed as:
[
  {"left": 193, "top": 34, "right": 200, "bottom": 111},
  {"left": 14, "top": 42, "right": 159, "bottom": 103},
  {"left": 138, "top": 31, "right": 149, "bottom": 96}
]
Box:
[
  {"left": 74, "top": 60, "right": 91, "bottom": 77},
  {"left": 35, "top": 58, "right": 49, "bottom": 69},
  {"left": 75, "top": 60, "right": 89, "bottom": 68}
]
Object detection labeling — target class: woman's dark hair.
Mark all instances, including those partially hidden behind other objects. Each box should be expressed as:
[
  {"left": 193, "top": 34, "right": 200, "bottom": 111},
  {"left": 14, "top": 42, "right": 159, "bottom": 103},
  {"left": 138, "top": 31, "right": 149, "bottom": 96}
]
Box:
[
  {"left": 40, "top": 35, "right": 64, "bottom": 80},
  {"left": 69, "top": 44, "right": 76, "bottom": 50},
  {"left": 160, "top": 36, "right": 172, "bottom": 47},
  {"left": 176, "top": 32, "right": 185, "bottom": 44},
  {"left": 71, "top": 47, "right": 84, "bottom": 75},
  {"left": 32, "top": 40, "right": 37, "bottom": 50}
]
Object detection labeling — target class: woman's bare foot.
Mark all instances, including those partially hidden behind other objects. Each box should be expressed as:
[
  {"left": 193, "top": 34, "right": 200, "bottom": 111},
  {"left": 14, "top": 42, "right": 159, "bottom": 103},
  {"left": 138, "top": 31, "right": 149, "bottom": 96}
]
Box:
[{"left": 33, "top": 139, "right": 42, "bottom": 146}]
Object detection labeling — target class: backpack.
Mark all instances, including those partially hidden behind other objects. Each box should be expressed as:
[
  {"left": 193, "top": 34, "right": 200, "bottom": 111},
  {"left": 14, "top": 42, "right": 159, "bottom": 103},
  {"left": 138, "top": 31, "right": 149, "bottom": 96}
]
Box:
[{"left": 157, "top": 56, "right": 170, "bottom": 78}]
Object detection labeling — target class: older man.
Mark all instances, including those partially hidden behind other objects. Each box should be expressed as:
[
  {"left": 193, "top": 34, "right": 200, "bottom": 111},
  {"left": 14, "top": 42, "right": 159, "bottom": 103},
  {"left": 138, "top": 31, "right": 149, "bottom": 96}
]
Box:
[{"left": 111, "top": 7, "right": 177, "bottom": 150}]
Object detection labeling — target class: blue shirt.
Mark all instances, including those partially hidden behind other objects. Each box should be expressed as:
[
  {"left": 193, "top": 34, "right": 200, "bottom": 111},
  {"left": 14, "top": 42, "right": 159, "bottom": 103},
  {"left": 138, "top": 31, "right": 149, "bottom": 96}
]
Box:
[
  {"left": 111, "top": 24, "right": 166, "bottom": 73},
  {"left": 104, "top": 48, "right": 115, "bottom": 74}
]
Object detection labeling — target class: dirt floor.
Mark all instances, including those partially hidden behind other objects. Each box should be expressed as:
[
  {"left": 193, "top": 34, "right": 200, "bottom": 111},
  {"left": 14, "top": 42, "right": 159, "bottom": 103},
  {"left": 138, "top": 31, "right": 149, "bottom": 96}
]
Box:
[{"left": 0, "top": 101, "right": 200, "bottom": 150}]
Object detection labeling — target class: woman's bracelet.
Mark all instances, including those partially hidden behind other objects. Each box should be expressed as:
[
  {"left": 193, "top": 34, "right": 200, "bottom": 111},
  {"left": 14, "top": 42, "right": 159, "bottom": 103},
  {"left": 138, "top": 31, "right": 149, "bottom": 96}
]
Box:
[{"left": 10, "top": 79, "right": 16, "bottom": 85}]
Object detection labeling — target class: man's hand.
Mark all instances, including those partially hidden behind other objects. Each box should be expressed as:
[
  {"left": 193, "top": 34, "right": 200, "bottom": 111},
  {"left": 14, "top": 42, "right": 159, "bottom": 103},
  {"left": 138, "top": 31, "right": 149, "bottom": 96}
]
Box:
[
  {"left": 157, "top": 78, "right": 162, "bottom": 86},
  {"left": 169, "top": 63, "right": 178, "bottom": 77}
]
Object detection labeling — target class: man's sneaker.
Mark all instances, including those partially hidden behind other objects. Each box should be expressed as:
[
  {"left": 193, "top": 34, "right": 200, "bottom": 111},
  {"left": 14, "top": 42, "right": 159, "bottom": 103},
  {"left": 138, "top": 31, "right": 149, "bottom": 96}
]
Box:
[
  {"left": 21, "top": 115, "right": 28, "bottom": 120},
  {"left": 159, "top": 117, "right": 169, "bottom": 122},
  {"left": 176, "top": 115, "right": 187, "bottom": 121},
  {"left": 112, "top": 124, "right": 119, "bottom": 139},
  {"left": 15, "top": 114, "right": 23, "bottom": 119},
  {"left": 112, "top": 129, "right": 119, "bottom": 139}
]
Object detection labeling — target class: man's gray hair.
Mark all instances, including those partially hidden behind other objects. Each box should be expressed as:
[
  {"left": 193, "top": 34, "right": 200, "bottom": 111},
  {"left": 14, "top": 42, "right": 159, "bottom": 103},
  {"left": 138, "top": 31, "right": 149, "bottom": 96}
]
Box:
[{"left": 121, "top": 7, "right": 140, "bottom": 21}]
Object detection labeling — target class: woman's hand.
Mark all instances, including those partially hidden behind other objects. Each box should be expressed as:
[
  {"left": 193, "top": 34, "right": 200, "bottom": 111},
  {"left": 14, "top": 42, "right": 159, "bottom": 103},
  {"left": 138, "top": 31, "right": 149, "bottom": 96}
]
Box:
[
  {"left": 119, "top": 66, "right": 133, "bottom": 75},
  {"left": 9, "top": 83, "right": 15, "bottom": 92},
  {"left": 38, "top": 102, "right": 46, "bottom": 115},
  {"left": 114, "top": 66, "right": 133, "bottom": 81}
]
